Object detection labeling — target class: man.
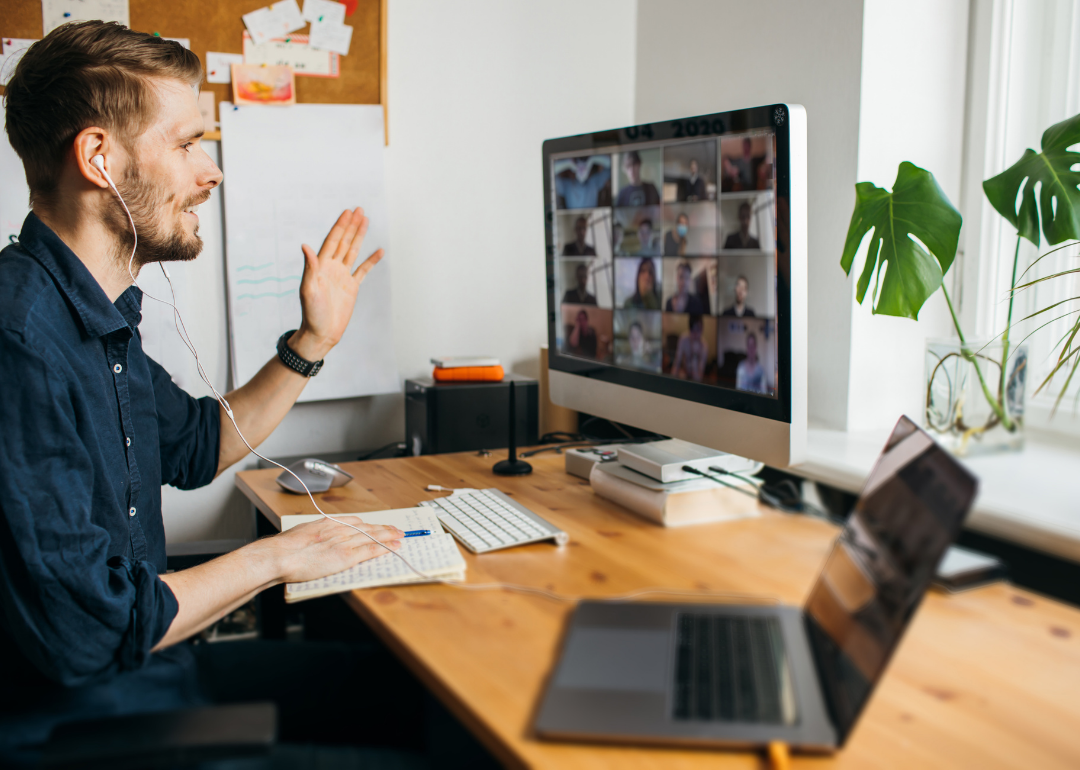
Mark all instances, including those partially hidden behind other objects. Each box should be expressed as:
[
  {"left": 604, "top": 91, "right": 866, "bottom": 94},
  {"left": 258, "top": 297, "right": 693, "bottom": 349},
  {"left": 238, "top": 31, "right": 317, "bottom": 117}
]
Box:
[
  {"left": 723, "top": 136, "right": 756, "bottom": 191},
  {"left": 562, "top": 263, "right": 597, "bottom": 305},
  {"left": 664, "top": 212, "right": 691, "bottom": 256},
  {"left": 0, "top": 22, "right": 419, "bottom": 765},
  {"left": 566, "top": 308, "right": 598, "bottom": 358},
  {"left": 723, "top": 201, "right": 761, "bottom": 250},
  {"left": 684, "top": 158, "right": 707, "bottom": 201},
  {"left": 615, "top": 151, "right": 660, "bottom": 207},
  {"left": 555, "top": 155, "right": 611, "bottom": 209},
  {"left": 562, "top": 215, "right": 596, "bottom": 256},
  {"left": 721, "top": 275, "right": 756, "bottom": 317},
  {"left": 664, "top": 260, "right": 705, "bottom": 313},
  {"left": 735, "top": 331, "right": 767, "bottom": 394},
  {"left": 671, "top": 313, "right": 707, "bottom": 382},
  {"left": 635, "top": 219, "right": 660, "bottom": 256}
]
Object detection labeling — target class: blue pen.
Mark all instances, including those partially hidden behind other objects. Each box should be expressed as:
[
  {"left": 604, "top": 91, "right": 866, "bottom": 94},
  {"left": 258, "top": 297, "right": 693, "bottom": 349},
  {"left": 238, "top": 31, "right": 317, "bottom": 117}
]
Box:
[{"left": 403, "top": 530, "right": 431, "bottom": 538}]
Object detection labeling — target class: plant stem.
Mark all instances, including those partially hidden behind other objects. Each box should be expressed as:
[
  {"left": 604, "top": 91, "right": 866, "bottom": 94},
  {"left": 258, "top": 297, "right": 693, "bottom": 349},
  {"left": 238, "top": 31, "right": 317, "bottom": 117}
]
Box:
[
  {"left": 1000, "top": 234, "right": 1022, "bottom": 400},
  {"left": 942, "top": 285, "right": 1014, "bottom": 430}
]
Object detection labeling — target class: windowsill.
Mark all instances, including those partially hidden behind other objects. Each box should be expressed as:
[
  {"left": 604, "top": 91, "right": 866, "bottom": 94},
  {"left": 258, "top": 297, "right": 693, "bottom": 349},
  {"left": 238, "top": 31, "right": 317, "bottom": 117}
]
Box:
[{"left": 790, "top": 426, "right": 1080, "bottom": 565}]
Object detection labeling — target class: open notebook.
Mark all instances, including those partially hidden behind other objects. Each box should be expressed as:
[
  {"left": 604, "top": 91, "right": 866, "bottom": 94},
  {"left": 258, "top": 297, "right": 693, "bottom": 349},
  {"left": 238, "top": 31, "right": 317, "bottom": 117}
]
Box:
[{"left": 280, "top": 507, "right": 467, "bottom": 603}]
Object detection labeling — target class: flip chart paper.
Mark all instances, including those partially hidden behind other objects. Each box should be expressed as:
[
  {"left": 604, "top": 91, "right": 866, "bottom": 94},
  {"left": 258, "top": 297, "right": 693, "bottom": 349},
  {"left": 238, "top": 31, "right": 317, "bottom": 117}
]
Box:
[{"left": 219, "top": 103, "right": 397, "bottom": 402}]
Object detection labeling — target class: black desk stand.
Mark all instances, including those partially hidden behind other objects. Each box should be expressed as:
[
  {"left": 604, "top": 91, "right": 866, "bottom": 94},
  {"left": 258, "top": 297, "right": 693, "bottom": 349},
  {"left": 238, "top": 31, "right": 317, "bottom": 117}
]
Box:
[{"left": 493, "top": 380, "right": 532, "bottom": 476}]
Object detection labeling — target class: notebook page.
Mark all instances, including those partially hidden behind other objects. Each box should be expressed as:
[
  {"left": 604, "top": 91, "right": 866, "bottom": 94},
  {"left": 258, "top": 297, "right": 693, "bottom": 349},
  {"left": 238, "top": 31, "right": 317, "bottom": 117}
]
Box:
[
  {"left": 285, "top": 532, "right": 466, "bottom": 601},
  {"left": 280, "top": 507, "right": 442, "bottom": 533}
]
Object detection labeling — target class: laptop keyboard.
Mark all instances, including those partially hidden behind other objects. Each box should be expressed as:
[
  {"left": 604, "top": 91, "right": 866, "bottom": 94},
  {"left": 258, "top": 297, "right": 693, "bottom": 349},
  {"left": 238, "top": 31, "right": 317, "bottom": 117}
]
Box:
[{"left": 672, "top": 614, "right": 790, "bottom": 724}]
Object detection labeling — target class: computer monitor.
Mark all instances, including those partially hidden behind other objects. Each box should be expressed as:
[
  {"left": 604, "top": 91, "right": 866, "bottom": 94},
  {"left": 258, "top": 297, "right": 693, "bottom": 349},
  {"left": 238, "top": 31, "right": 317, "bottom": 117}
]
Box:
[{"left": 543, "top": 104, "right": 807, "bottom": 467}]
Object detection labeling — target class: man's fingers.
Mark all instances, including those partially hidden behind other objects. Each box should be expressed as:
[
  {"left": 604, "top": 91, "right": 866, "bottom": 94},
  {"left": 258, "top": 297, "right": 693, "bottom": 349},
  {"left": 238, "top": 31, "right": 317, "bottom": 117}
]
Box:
[
  {"left": 352, "top": 249, "right": 384, "bottom": 285},
  {"left": 354, "top": 539, "right": 402, "bottom": 563},
  {"left": 317, "top": 209, "right": 353, "bottom": 262},
  {"left": 340, "top": 211, "right": 369, "bottom": 266}
]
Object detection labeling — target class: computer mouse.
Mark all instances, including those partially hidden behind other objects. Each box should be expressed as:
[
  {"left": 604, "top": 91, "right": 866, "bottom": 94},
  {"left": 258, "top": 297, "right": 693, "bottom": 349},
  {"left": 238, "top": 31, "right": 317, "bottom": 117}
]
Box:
[{"left": 276, "top": 458, "right": 354, "bottom": 495}]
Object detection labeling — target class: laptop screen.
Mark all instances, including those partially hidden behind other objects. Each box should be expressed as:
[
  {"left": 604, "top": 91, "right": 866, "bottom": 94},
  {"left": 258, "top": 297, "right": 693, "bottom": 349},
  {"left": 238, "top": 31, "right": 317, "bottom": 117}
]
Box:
[{"left": 803, "top": 416, "right": 978, "bottom": 742}]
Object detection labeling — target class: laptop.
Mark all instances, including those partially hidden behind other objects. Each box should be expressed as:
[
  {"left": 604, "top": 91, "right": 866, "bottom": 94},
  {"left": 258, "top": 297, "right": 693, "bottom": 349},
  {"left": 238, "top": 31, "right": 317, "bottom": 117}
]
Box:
[{"left": 534, "top": 416, "right": 978, "bottom": 751}]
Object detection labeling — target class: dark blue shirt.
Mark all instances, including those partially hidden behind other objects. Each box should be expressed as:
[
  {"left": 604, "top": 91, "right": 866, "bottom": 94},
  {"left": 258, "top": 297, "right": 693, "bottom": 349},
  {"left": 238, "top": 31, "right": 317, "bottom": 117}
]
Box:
[{"left": 0, "top": 214, "right": 221, "bottom": 757}]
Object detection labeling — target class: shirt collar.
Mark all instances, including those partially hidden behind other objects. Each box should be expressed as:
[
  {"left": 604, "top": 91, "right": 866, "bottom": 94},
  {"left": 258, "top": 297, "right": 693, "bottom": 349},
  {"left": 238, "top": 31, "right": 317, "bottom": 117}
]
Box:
[{"left": 18, "top": 212, "right": 141, "bottom": 338}]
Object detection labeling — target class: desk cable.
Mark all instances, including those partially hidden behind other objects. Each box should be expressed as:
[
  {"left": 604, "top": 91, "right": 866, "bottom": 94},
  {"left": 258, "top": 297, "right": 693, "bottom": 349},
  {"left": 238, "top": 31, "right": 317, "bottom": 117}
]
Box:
[{"left": 104, "top": 178, "right": 782, "bottom": 608}]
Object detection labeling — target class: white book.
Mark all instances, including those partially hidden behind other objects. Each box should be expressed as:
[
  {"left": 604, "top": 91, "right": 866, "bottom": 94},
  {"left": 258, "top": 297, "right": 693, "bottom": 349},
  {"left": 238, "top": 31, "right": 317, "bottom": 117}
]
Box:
[
  {"left": 281, "top": 508, "right": 466, "bottom": 602},
  {"left": 430, "top": 356, "right": 501, "bottom": 369}
]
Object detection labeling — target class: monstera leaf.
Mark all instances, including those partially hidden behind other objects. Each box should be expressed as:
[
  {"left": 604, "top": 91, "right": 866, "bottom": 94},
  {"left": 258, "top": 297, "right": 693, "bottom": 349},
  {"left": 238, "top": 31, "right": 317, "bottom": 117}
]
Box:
[
  {"left": 983, "top": 112, "right": 1080, "bottom": 247},
  {"left": 841, "top": 162, "right": 962, "bottom": 320}
]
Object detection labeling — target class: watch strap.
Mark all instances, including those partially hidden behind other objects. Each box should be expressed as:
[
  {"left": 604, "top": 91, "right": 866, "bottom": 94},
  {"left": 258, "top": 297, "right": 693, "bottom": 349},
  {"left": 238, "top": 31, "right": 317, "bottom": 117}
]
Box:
[{"left": 276, "top": 330, "right": 324, "bottom": 377}]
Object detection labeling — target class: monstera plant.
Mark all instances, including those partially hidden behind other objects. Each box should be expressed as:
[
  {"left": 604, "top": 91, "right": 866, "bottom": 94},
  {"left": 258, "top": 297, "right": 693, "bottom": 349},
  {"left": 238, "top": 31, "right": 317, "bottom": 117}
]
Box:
[
  {"left": 841, "top": 112, "right": 1080, "bottom": 452},
  {"left": 984, "top": 112, "right": 1080, "bottom": 411}
]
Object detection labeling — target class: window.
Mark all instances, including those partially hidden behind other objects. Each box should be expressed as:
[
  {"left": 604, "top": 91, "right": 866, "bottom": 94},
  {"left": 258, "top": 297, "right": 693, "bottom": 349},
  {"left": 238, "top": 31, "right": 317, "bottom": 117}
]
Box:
[{"left": 961, "top": 0, "right": 1080, "bottom": 434}]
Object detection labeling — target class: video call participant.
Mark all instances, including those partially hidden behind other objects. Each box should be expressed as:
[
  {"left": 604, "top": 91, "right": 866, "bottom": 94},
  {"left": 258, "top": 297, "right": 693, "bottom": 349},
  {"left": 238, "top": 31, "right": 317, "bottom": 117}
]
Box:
[
  {"left": 735, "top": 331, "right": 767, "bottom": 394},
  {"left": 615, "top": 151, "right": 660, "bottom": 206},
  {"left": 685, "top": 158, "right": 707, "bottom": 201},
  {"left": 626, "top": 320, "right": 660, "bottom": 371},
  {"left": 567, "top": 309, "right": 599, "bottom": 358},
  {"left": 624, "top": 258, "right": 660, "bottom": 310},
  {"left": 663, "top": 212, "right": 690, "bottom": 256},
  {"left": 636, "top": 219, "right": 660, "bottom": 256},
  {"left": 0, "top": 23, "right": 449, "bottom": 768},
  {"left": 664, "top": 260, "right": 706, "bottom": 313},
  {"left": 671, "top": 313, "right": 707, "bottom": 382},
  {"left": 723, "top": 136, "right": 756, "bottom": 191},
  {"left": 562, "top": 263, "right": 597, "bottom": 305},
  {"left": 556, "top": 155, "right": 611, "bottom": 209},
  {"left": 723, "top": 201, "right": 761, "bottom": 250},
  {"left": 562, "top": 215, "right": 596, "bottom": 256},
  {"left": 721, "top": 275, "right": 756, "bottom": 317}
]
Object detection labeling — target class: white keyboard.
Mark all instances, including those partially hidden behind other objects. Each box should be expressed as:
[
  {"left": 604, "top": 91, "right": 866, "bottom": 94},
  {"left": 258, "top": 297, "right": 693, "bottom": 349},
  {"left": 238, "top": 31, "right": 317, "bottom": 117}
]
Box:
[{"left": 420, "top": 489, "right": 569, "bottom": 554}]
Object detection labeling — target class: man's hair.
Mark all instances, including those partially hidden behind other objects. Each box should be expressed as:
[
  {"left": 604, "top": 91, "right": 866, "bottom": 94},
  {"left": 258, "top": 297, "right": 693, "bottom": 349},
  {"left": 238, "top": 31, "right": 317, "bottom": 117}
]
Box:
[
  {"left": 739, "top": 201, "right": 752, "bottom": 215},
  {"left": 623, "top": 150, "right": 641, "bottom": 166},
  {"left": 4, "top": 21, "right": 202, "bottom": 205},
  {"left": 677, "top": 260, "right": 691, "bottom": 275},
  {"left": 639, "top": 219, "right": 653, "bottom": 230}
]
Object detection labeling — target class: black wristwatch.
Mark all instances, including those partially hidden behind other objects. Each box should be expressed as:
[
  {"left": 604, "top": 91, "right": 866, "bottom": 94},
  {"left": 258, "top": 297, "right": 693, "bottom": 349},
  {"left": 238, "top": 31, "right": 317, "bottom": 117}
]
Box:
[{"left": 276, "top": 330, "right": 324, "bottom": 377}]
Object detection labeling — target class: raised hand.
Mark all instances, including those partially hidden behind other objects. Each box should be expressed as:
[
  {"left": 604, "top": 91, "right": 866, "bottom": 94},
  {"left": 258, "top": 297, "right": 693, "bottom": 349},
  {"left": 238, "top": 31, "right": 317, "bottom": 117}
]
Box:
[{"left": 290, "top": 207, "right": 383, "bottom": 362}]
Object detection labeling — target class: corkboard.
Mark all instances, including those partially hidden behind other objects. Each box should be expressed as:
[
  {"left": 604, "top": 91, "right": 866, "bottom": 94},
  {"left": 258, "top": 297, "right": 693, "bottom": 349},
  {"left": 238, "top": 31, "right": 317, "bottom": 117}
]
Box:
[{"left": 1, "top": 0, "right": 387, "bottom": 139}]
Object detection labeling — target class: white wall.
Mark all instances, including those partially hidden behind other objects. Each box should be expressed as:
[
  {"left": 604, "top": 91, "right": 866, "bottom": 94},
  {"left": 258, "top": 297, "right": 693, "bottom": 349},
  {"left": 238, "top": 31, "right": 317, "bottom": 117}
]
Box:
[
  {"left": 384, "top": 0, "right": 637, "bottom": 383},
  {"left": 846, "top": 0, "right": 970, "bottom": 431},
  {"left": 633, "top": 0, "right": 865, "bottom": 430}
]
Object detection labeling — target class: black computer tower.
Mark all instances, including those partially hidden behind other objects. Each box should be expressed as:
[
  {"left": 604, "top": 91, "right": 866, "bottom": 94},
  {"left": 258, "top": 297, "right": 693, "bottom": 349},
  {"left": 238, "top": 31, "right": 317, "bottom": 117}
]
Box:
[{"left": 405, "top": 375, "right": 539, "bottom": 456}]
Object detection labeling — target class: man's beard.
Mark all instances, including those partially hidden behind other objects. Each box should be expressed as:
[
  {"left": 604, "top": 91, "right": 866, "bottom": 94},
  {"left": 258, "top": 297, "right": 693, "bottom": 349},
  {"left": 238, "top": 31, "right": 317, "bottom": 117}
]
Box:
[{"left": 107, "top": 166, "right": 208, "bottom": 269}]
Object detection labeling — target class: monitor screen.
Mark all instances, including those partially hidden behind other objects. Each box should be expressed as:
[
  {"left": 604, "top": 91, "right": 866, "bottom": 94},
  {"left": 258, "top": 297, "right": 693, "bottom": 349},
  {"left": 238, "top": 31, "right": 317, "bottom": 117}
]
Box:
[{"left": 544, "top": 105, "right": 794, "bottom": 425}]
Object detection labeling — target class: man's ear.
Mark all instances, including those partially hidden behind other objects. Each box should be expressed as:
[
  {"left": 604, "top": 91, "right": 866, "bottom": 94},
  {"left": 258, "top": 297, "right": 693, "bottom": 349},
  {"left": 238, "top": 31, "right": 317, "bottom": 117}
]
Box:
[{"left": 72, "top": 127, "right": 115, "bottom": 189}]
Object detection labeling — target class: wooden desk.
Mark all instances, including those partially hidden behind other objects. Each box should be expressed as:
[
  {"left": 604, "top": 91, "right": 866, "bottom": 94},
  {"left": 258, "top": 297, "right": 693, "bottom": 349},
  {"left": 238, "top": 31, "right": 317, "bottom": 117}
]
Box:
[{"left": 236, "top": 452, "right": 1080, "bottom": 769}]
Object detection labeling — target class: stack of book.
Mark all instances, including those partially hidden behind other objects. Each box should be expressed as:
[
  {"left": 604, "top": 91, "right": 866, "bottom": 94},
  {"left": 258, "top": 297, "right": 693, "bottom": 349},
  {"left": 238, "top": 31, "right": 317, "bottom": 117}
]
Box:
[
  {"left": 589, "top": 439, "right": 761, "bottom": 527},
  {"left": 431, "top": 356, "right": 504, "bottom": 382}
]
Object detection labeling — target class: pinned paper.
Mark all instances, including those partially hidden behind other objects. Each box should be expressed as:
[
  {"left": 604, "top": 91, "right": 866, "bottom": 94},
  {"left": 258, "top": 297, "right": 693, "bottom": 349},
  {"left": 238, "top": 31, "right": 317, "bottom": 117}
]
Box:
[
  {"left": 242, "top": 0, "right": 306, "bottom": 46},
  {"left": 302, "top": 0, "right": 346, "bottom": 24},
  {"left": 0, "top": 38, "right": 36, "bottom": 87},
  {"left": 231, "top": 64, "right": 296, "bottom": 106},
  {"left": 205, "top": 52, "right": 245, "bottom": 84},
  {"left": 242, "top": 32, "right": 339, "bottom": 78},
  {"left": 198, "top": 90, "right": 215, "bottom": 130},
  {"left": 42, "top": 0, "right": 129, "bottom": 35},
  {"left": 309, "top": 19, "right": 353, "bottom": 56}
]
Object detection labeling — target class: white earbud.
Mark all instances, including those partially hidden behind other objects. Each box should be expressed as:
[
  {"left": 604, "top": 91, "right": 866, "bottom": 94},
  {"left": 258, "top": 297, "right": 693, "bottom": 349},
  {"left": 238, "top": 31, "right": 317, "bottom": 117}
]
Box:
[{"left": 90, "top": 154, "right": 115, "bottom": 187}]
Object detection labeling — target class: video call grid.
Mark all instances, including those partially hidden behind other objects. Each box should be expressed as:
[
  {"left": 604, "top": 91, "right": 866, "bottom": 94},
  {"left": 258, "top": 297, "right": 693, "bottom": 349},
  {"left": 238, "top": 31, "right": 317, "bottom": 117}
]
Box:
[{"left": 551, "top": 131, "right": 779, "bottom": 397}]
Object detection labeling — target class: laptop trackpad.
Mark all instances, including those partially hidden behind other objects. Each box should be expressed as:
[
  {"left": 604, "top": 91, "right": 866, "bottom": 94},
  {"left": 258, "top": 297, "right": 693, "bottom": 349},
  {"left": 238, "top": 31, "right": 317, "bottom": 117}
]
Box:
[{"left": 553, "top": 628, "right": 669, "bottom": 692}]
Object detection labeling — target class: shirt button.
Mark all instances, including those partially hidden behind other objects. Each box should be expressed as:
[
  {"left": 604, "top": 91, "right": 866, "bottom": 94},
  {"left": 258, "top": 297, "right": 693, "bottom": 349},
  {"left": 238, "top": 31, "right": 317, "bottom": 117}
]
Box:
[
  {"left": 129, "top": 507, "right": 136, "bottom": 517},
  {"left": 113, "top": 363, "right": 123, "bottom": 374},
  {"left": 126, "top": 437, "right": 131, "bottom": 447}
]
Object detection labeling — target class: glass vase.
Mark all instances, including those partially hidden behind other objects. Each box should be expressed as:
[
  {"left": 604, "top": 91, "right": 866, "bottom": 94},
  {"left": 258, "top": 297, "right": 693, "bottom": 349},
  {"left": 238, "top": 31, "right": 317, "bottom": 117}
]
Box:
[{"left": 924, "top": 338, "right": 1027, "bottom": 457}]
